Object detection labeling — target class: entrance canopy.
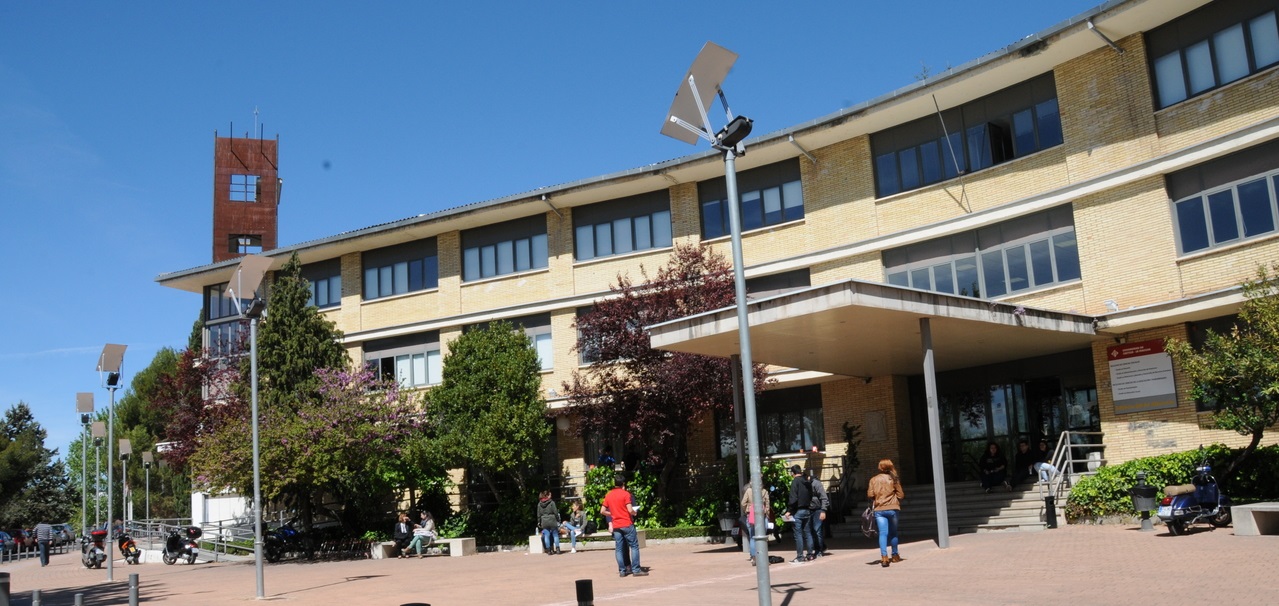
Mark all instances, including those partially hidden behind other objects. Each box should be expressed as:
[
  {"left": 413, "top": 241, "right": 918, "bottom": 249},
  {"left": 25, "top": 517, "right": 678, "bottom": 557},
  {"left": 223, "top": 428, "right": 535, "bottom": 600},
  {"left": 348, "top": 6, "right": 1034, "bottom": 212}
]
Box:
[{"left": 648, "top": 279, "right": 1100, "bottom": 377}]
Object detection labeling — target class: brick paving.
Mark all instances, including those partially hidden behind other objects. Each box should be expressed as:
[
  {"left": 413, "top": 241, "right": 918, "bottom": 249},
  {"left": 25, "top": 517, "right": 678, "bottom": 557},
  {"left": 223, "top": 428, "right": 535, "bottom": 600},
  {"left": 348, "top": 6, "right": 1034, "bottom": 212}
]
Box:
[{"left": 2, "top": 525, "right": 1276, "bottom": 605}]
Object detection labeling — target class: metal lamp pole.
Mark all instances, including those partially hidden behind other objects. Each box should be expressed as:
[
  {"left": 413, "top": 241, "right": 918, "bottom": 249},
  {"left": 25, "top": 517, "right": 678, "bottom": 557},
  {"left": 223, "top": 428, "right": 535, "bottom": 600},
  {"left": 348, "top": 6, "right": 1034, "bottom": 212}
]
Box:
[
  {"left": 143, "top": 452, "right": 154, "bottom": 522},
  {"left": 98, "top": 343, "right": 126, "bottom": 583}
]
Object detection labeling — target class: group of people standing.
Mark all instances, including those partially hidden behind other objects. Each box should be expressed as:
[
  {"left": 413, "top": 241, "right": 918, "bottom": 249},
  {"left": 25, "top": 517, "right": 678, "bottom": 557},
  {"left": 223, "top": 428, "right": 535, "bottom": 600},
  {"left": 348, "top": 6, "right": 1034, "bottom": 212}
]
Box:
[{"left": 978, "top": 439, "right": 1060, "bottom": 492}]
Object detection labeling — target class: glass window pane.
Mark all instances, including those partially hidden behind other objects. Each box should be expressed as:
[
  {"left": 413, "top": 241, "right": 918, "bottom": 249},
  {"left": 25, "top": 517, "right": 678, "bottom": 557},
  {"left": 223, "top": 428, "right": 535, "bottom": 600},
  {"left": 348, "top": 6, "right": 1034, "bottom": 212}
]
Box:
[
  {"left": 1251, "top": 12, "right": 1279, "bottom": 68},
  {"left": 535, "top": 332, "right": 553, "bottom": 371},
  {"left": 876, "top": 152, "right": 900, "bottom": 197},
  {"left": 613, "top": 217, "right": 633, "bottom": 254},
  {"left": 310, "top": 282, "right": 321, "bottom": 307},
  {"left": 1052, "top": 232, "right": 1081, "bottom": 281},
  {"left": 887, "top": 271, "right": 909, "bottom": 287},
  {"left": 393, "top": 261, "right": 409, "bottom": 294},
  {"left": 955, "top": 256, "right": 980, "bottom": 297},
  {"left": 423, "top": 256, "right": 438, "bottom": 288},
  {"left": 932, "top": 263, "right": 954, "bottom": 294},
  {"left": 702, "top": 200, "right": 724, "bottom": 238},
  {"left": 781, "top": 411, "right": 802, "bottom": 452},
  {"left": 1207, "top": 189, "right": 1240, "bottom": 244},
  {"left": 1012, "top": 109, "right": 1036, "bottom": 157},
  {"left": 967, "top": 124, "right": 993, "bottom": 171},
  {"left": 782, "top": 181, "right": 804, "bottom": 221},
  {"left": 411, "top": 353, "right": 426, "bottom": 387},
  {"left": 942, "top": 132, "right": 965, "bottom": 179},
  {"left": 1238, "top": 178, "right": 1275, "bottom": 237},
  {"left": 741, "top": 190, "right": 763, "bottom": 230},
  {"left": 531, "top": 233, "right": 548, "bottom": 269},
  {"left": 595, "top": 222, "right": 613, "bottom": 257},
  {"left": 463, "top": 247, "right": 480, "bottom": 281},
  {"left": 1185, "top": 39, "right": 1215, "bottom": 95},
  {"left": 920, "top": 140, "right": 942, "bottom": 184},
  {"left": 395, "top": 355, "right": 411, "bottom": 388},
  {"left": 514, "top": 238, "right": 530, "bottom": 271},
  {"left": 426, "top": 350, "right": 442, "bottom": 385},
  {"left": 652, "top": 210, "right": 673, "bottom": 247},
  {"left": 364, "top": 267, "right": 378, "bottom": 299},
  {"left": 910, "top": 267, "right": 931, "bottom": 291},
  {"left": 761, "top": 414, "right": 781, "bottom": 455},
  {"left": 1154, "top": 52, "right": 1188, "bottom": 107},
  {"left": 481, "top": 245, "right": 496, "bottom": 278},
  {"left": 981, "top": 250, "right": 1007, "bottom": 297},
  {"left": 575, "top": 225, "right": 594, "bottom": 260},
  {"left": 762, "top": 187, "right": 783, "bottom": 225},
  {"left": 634, "top": 215, "right": 652, "bottom": 250},
  {"left": 408, "top": 259, "right": 423, "bottom": 292},
  {"left": 331, "top": 276, "right": 341, "bottom": 303},
  {"left": 1212, "top": 24, "right": 1248, "bottom": 84},
  {"left": 899, "top": 147, "right": 921, "bottom": 191},
  {"left": 1006, "top": 245, "right": 1030, "bottom": 292},
  {"left": 1176, "top": 197, "right": 1210, "bottom": 253},
  {"left": 497, "top": 240, "right": 515, "bottom": 275},
  {"left": 1036, "top": 99, "right": 1063, "bottom": 149},
  {"left": 1029, "top": 239, "right": 1053, "bottom": 286},
  {"left": 379, "top": 266, "right": 393, "bottom": 297}
]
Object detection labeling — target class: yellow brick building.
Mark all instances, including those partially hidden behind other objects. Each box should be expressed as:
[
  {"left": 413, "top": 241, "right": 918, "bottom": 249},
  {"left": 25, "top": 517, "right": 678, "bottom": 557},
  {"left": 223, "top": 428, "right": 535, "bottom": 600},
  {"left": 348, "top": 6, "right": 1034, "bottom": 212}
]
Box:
[{"left": 161, "top": 0, "right": 1279, "bottom": 489}]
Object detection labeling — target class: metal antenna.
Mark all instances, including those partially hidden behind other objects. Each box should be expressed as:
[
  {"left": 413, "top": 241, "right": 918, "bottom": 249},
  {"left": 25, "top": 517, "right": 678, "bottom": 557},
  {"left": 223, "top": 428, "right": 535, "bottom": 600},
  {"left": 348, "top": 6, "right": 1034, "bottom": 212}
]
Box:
[{"left": 254, "top": 107, "right": 260, "bottom": 138}]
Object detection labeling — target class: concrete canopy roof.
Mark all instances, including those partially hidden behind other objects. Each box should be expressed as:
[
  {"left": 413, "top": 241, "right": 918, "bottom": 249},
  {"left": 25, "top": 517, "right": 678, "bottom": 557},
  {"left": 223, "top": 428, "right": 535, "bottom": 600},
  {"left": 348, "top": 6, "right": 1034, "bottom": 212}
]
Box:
[{"left": 648, "top": 280, "right": 1100, "bottom": 377}]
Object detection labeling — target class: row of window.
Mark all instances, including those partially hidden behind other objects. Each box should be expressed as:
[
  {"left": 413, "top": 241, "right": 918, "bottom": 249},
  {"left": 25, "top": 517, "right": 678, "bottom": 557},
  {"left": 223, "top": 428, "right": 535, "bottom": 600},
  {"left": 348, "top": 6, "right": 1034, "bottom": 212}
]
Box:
[
  {"left": 701, "top": 180, "right": 804, "bottom": 239},
  {"left": 1152, "top": 10, "right": 1279, "bottom": 109},
  {"left": 575, "top": 210, "right": 673, "bottom": 261},
  {"left": 363, "top": 256, "right": 438, "bottom": 300},
  {"left": 1175, "top": 171, "right": 1279, "bottom": 255},
  {"left": 462, "top": 233, "right": 549, "bottom": 281},
  {"left": 367, "top": 350, "right": 443, "bottom": 388}
]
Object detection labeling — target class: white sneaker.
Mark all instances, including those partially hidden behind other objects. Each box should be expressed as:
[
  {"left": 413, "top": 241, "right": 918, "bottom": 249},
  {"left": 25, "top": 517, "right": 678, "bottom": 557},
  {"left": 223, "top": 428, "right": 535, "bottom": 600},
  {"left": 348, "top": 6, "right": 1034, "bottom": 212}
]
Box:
[{"left": 570, "top": 548, "right": 576, "bottom": 553}]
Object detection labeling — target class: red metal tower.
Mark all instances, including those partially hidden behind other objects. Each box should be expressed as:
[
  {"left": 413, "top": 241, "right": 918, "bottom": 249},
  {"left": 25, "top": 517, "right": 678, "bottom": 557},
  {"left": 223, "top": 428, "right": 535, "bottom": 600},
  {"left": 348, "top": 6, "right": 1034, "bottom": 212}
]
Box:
[{"left": 211, "top": 134, "right": 280, "bottom": 263}]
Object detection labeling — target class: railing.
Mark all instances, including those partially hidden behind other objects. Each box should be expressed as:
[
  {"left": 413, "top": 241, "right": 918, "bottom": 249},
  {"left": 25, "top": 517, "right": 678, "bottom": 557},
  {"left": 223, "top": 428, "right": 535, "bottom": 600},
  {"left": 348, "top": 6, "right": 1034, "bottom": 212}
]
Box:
[{"left": 1046, "top": 431, "right": 1107, "bottom": 501}]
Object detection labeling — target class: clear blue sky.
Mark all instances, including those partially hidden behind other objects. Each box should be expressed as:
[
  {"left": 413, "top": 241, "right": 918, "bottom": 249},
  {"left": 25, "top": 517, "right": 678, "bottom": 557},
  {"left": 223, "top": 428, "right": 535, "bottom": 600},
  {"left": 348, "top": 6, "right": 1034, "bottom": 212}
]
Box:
[{"left": 1, "top": 1, "right": 1101, "bottom": 458}]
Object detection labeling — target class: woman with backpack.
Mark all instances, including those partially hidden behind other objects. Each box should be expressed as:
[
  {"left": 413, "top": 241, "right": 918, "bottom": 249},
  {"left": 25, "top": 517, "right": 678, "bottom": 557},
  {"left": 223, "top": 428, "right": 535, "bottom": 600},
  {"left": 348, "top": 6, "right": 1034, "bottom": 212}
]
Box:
[
  {"left": 537, "top": 490, "right": 562, "bottom": 555},
  {"left": 867, "top": 459, "right": 905, "bottom": 568}
]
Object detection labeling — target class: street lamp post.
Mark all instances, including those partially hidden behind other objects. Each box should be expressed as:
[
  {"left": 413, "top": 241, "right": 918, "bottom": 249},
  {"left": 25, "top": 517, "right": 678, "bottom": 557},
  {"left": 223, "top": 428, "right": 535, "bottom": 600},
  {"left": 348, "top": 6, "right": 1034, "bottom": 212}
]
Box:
[
  {"left": 226, "top": 254, "right": 271, "bottom": 600},
  {"left": 97, "top": 343, "right": 127, "bottom": 582},
  {"left": 77, "top": 393, "right": 94, "bottom": 537},
  {"left": 143, "top": 452, "right": 154, "bottom": 523},
  {"left": 91, "top": 422, "right": 106, "bottom": 529},
  {"left": 662, "top": 42, "right": 767, "bottom": 605},
  {"left": 119, "top": 439, "right": 132, "bottom": 523}
]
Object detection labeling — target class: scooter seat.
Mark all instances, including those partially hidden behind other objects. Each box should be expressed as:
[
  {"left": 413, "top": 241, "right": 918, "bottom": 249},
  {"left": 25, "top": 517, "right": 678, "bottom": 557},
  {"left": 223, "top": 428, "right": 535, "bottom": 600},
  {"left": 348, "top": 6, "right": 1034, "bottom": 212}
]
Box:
[{"left": 1164, "top": 484, "right": 1195, "bottom": 496}]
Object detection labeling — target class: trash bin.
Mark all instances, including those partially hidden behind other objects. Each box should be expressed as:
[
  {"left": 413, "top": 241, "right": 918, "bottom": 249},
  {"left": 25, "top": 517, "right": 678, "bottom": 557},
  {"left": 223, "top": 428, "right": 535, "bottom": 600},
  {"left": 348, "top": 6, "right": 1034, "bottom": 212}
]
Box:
[
  {"left": 717, "top": 502, "right": 737, "bottom": 533},
  {"left": 1129, "top": 485, "right": 1157, "bottom": 512}
]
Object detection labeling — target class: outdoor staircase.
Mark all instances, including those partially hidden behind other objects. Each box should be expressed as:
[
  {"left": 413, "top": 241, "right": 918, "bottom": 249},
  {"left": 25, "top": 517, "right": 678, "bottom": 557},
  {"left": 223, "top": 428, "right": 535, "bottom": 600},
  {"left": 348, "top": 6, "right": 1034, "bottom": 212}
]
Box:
[{"left": 831, "top": 480, "right": 1070, "bottom": 538}]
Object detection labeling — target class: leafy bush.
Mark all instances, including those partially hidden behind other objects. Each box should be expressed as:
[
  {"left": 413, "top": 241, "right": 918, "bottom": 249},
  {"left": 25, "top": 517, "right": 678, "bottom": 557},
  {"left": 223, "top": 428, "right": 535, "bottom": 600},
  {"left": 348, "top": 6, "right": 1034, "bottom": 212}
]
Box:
[
  {"left": 1065, "top": 444, "right": 1279, "bottom": 521},
  {"left": 645, "top": 526, "right": 716, "bottom": 540},
  {"left": 435, "top": 510, "right": 472, "bottom": 540}
]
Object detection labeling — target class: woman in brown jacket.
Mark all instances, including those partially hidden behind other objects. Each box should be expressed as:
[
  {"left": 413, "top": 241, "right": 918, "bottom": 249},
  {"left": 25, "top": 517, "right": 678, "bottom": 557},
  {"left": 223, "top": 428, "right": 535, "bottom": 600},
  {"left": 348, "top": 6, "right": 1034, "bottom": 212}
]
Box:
[{"left": 867, "top": 459, "right": 904, "bottom": 567}]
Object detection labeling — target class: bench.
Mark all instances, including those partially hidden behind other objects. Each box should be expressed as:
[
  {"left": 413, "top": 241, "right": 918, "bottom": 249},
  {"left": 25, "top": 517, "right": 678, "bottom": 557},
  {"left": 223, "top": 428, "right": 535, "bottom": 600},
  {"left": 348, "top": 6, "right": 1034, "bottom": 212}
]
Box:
[
  {"left": 438, "top": 537, "right": 476, "bottom": 557},
  {"left": 526, "top": 529, "right": 646, "bottom": 555},
  {"left": 1233, "top": 502, "right": 1279, "bottom": 536}
]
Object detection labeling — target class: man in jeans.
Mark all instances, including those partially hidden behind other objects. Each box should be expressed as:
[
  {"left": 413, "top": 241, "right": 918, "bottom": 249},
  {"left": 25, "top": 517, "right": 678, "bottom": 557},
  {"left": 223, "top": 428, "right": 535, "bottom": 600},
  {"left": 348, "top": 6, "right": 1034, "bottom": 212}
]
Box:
[
  {"left": 601, "top": 475, "right": 647, "bottom": 577},
  {"left": 808, "top": 471, "right": 830, "bottom": 557},
  {"left": 785, "top": 465, "right": 814, "bottom": 563},
  {"left": 34, "top": 521, "right": 53, "bottom": 567}
]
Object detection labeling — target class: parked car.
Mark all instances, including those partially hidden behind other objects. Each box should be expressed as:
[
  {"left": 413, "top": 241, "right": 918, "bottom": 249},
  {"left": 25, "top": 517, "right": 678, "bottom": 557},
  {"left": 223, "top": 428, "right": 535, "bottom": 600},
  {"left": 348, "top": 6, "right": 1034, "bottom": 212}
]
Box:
[
  {"left": 8, "top": 529, "right": 34, "bottom": 549},
  {"left": 0, "top": 531, "right": 15, "bottom": 554},
  {"left": 50, "top": 524, "right": 74, "bottom": 546}
]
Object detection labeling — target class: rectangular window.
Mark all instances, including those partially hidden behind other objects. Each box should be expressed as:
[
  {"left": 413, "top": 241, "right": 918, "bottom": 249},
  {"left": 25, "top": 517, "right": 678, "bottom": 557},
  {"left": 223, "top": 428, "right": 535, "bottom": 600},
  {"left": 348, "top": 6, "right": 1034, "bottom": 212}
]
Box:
[
  {"left": 302, "top": 258, "right": 342, "bottom": 310},
  {"left": 883, "top": 206, "right": 1079, "bottom": 299},
  {"left": 698, "top": 159, "right": 804, "bottom": 238},
  {"left": 229, "top": 234, "right": 263, "bottom": 255},
  {"left": 1147, "top": 3, "right": 1279, "bottom": 108},
  {"left": 364, "top": 332, "right": 441, "bottom": 387},
  {"left": 717, "top": 385, "right": 823, "bottom": 458},
  {"left": 463, "top": 215, "right": 548, "bottom": 280},
  {"left": 1172, "top": 169, "right": 1279, "bottom": 254},
  {"left": 229, "top": 174, "right": 258, "bottom": 202},
  {"left": 871, "top": 73, "right": 1059, "bottom": 197},
  {"left": 363, "top": 238, "right": 438, "bottom": 300}
]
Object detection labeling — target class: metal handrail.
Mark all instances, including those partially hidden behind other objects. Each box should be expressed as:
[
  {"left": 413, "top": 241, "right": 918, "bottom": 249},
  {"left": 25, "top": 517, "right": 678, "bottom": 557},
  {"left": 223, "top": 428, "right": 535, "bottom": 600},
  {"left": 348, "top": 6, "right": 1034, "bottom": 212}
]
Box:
[{"left": 1048, "top": 431, "right": 1107, "bottom": 500}]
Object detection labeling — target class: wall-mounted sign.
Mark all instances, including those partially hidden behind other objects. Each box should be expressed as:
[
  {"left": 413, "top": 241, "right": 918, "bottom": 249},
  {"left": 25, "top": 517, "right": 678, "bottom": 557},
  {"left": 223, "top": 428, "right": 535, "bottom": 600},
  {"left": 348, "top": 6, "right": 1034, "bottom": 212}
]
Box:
[{"left": 1107, "top": 339, "right": 1178, "bottom": 414}]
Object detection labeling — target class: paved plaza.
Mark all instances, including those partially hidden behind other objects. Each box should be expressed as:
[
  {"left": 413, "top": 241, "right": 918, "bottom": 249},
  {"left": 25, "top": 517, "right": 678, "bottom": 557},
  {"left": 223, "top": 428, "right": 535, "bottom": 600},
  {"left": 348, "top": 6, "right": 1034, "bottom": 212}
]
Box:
[{"left": 3, "top": 524, "right": 1276, "bottom": 605}]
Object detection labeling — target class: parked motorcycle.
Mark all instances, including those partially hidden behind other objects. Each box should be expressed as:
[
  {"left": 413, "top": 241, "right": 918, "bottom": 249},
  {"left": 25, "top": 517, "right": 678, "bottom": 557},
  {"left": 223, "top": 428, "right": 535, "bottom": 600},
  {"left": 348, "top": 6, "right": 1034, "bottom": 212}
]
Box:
[
  {"left": 1158, "top": 447, "right": 1232, "bottom": 536},
  {"left": 263, "top": 519, "right": 302, "bottom": 563},
  {"left": 81, "top": 530, "right": 108, "bottom": 569},
  {"left": 118, "top": 532, "right": 141, "bottom": 565},
  {"left": 162, "top": 526, "right": 202, "bottom": 565}
]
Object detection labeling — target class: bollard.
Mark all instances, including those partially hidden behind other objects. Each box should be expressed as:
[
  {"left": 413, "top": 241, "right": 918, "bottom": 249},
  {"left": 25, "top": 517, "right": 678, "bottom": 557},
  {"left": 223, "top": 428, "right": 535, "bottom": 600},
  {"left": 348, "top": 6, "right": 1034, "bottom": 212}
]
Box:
[
  {"left": 0, "top": 571, "right": 9, "bottom": 606},
  {"left": 1044, "top": 496, "right": 1058, "bottom": 529},
  {"left": 576, "top": 579, "right": 594, "bottom": 606},
  {"left": 75, "top": 594, "right": 84, "bottom": 606},
  {"left": 129, "top": 573, "right": 139, "bottom": 606},
  {"left": 31, "top": 588, "right": 40, "bottom": 606}
]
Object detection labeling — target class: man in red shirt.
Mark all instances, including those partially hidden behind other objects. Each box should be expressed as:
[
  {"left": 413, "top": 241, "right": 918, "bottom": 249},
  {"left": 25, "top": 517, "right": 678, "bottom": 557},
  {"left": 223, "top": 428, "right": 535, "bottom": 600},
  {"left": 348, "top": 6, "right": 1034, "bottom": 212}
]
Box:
[{"left": 601, "top": 475, "right": 647, "bottom": 577}]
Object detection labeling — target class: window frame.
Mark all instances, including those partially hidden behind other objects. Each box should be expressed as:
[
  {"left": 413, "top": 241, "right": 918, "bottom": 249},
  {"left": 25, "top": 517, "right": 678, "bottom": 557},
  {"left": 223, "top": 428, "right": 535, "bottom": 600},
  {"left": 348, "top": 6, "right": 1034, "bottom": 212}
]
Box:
[
  {"left": 461, "top": 215, "right": 549, "bottom": 282},
  {"left": 363, "top": 332, "right": 443, "bottom": 388},
  {"left": 573, "top": 190, "right": 674, "bottom": 262},
  {"left": 229, "top": 174, "right": 259, "bottom": 202},
  {"left": 362, "top": 239, "right": 439, "bottom": 301},
  {"left": 1147, "top": 4, "right": 1279, "bottom": 109},
  {"left": 1171, "top": 167, "right": 1279, "bottom": 255}
]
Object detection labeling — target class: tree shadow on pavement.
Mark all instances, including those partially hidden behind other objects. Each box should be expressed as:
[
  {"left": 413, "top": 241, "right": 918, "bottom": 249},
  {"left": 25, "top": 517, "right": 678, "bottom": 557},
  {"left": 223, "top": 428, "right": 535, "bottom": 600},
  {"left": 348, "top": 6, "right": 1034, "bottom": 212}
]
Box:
[
  {"left": 10, "top": 581, "right": 178, "bottom": 606},
  {"left": 271, "top": 574, "right": 388, "bottom": 597},
  {"left": 770, "top": 581, "right": 810, "bottom": 606}
]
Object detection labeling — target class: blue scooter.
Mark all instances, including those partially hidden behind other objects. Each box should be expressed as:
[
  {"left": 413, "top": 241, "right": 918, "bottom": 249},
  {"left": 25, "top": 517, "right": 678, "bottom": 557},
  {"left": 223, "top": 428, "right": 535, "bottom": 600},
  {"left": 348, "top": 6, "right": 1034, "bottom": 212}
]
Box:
[{"left": 1157, "top": 447, "right": 1232, "bottom": 536}]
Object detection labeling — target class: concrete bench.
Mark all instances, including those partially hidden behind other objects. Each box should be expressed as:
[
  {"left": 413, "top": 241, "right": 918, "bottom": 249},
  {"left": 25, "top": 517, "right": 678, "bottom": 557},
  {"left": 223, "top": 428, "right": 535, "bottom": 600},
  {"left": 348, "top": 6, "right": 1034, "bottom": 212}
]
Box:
[
  {"left": 438, "top": 537, "right": 476, "bottom": 557},
  {"left": 526, "top": 529, "right": 646, "bottom": 554},
  {"left": 370, "top": 541, "right": 398, "bottom": 559},
  {"left": 1233, "top": 502, "right": 1279, "bottom": 536}
]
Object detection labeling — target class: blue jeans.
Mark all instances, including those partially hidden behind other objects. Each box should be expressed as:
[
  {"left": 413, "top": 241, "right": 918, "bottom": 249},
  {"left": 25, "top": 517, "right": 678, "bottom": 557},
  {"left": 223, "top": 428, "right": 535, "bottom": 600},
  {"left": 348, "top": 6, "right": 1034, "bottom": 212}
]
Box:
[
  {"left": 408, "top": 534, "right": 432, "bottom": 555},
  {"left": 540, "top": 528, "right": 560, "bottom": 552},
  {"left": 874, "top": 509, "right": 899, "bottom": 557},
  {"left": 38, "top": 540, "right": 50, "bottom": 566},
  {"left": 791, "top": 509, "right": 813, "bottom": 557},
  {"left": 810, "top": 511, "right": 826, "bottom": 553},
  {"left": 1034, "top": 461, "right": 1059, "bottom": 482},
  {"left": 613, "top": 525, "right": 641, "bottom": 573},
  {"left": 563, "top": 522, "right": 581, "bottom": 549}
]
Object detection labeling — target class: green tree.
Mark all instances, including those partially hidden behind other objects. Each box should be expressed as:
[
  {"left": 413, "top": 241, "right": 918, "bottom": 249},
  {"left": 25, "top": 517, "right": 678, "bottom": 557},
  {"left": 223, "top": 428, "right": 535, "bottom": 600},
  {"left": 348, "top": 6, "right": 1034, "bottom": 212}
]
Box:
[
  {"left": 1166, "top": 263, "right": 1279, "bottom": 479},
  {"left": 254, "top": 252, "right": 348, "bottom": 412},
  {"left": 425, "top": 320, "right": 551, "bottom": 504},
  {"left": 0, "top": 403, "right": 74, "bottom": 526}
]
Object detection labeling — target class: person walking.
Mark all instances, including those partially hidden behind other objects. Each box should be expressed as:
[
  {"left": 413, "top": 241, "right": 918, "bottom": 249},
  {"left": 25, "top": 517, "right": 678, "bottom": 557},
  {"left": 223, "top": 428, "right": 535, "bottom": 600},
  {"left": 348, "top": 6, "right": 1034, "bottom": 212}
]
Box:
[
  {"left": 739, "top": 481, "right": 770, "bottom": 565},
  {"left": 867, "top": 459, "right": 905, "bottom": 568},
  {"left": 537, "top": 490, "right": 562, "bottom": 555},
  {"left": 784, "top": 465, "right": 815, "bottom": 563},
  {"left": 34, "top": 521, "right": 53, "bottom": 567},
  {"left": 601, "top": 475, "right": 646, "bottom": 577},
  {"left": 808, "top": 471, "right": 830, "bottom": 557}
]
